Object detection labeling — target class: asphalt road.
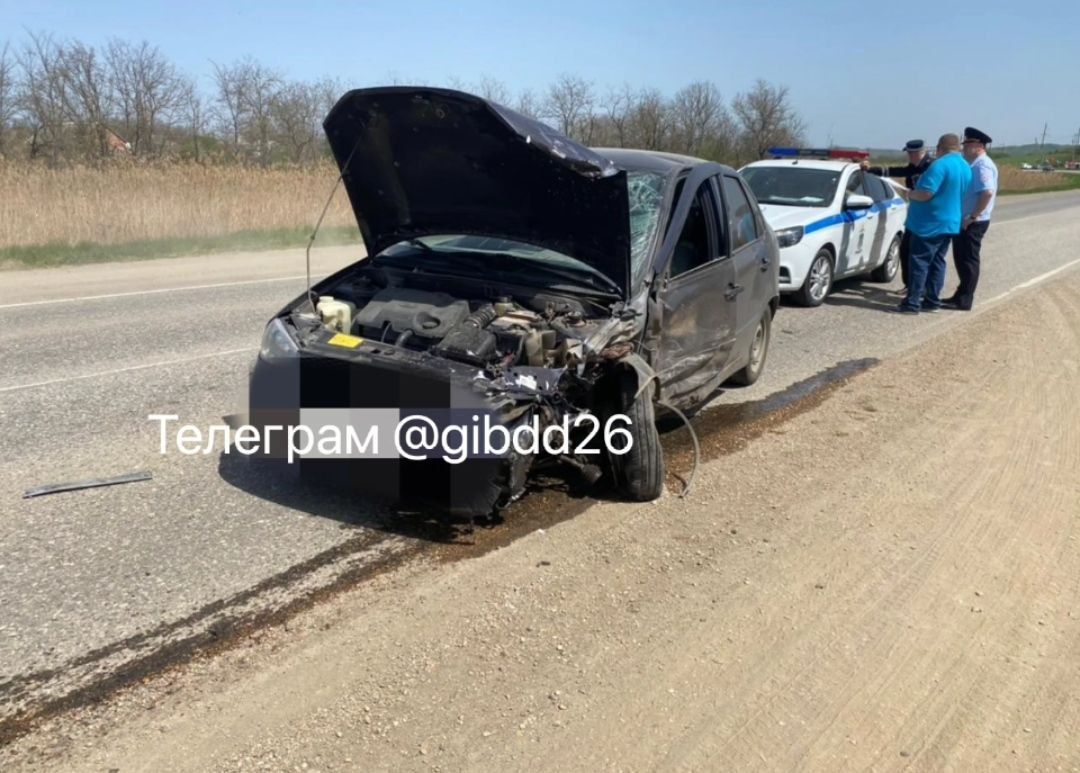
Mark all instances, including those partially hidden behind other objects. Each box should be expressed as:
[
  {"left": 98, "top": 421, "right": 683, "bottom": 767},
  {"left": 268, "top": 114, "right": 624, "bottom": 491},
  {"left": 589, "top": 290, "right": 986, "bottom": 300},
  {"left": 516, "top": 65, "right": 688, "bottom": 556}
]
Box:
[{"left": 2, "top": 190, "right": 1079, "bottom": 723}]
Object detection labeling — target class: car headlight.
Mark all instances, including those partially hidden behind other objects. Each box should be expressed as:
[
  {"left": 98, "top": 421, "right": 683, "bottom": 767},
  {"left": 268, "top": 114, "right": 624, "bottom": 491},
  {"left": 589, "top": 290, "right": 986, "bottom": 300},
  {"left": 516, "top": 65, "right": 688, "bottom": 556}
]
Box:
[
  {"left": 775, "top": 226, "right": 804, "bottom": 248},
  {"left": 260, "top": 318, "right": 299, "bottom": 361}
]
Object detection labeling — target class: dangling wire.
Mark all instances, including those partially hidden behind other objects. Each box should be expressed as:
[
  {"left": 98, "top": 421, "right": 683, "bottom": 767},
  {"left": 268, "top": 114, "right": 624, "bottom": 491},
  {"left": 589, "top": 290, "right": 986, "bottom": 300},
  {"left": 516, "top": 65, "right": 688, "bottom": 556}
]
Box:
[{"left": 657, "top": 399, "right": 699, "bottom": 499}]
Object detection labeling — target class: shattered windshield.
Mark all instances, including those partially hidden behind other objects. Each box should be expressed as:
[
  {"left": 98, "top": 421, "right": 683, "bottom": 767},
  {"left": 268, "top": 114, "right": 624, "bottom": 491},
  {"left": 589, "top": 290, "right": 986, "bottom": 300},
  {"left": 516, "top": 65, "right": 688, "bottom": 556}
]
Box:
[
  {"left": 627, "top": 171, "right": 666, "bottom": 280},
  {"left": 740, "top": 166, "right": 841, "bottom": 208}
]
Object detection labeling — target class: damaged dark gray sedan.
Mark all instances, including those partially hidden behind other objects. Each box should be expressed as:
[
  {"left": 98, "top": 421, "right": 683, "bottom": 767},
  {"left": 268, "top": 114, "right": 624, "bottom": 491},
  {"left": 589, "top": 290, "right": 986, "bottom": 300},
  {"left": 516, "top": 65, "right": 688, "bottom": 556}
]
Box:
[{"left": 249, "top": 87, "right": 779, "bottom": 515}]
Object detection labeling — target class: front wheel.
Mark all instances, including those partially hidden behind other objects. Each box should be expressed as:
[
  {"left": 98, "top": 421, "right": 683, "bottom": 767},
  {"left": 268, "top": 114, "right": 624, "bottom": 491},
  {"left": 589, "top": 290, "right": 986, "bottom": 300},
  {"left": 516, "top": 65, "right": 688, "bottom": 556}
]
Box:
[
  {"left": 870, "top": 234, "right": 901, "bottom": 282},
  {"left": 794, "top": 249, "right": 833, "bottom": 307},
  {"left": 729, "top": 309, "right": 772, "bottom": 386},
  {"left": 608, "top": 378, "right": 664, "bottom": 502}
]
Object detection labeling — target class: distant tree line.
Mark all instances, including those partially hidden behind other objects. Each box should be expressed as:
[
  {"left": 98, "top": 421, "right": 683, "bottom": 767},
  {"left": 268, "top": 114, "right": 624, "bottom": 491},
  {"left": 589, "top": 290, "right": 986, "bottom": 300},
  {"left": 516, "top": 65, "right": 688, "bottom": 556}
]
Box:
[{"left": 0, "top": 33, "right": 806, "bottom": 168}]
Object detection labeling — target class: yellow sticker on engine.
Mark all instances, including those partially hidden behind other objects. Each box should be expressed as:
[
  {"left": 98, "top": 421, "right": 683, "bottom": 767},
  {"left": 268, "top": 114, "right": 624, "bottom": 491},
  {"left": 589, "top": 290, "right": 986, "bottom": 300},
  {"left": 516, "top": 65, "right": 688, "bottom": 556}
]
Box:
[{"left": 327, "top": 333, "right": 364, "bottom": 348}]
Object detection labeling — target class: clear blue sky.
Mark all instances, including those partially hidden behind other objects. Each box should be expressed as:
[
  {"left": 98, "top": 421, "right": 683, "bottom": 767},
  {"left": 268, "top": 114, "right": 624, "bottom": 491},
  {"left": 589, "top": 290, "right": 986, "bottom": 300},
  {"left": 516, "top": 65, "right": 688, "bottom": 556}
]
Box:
[{"left": 3, "top": 0, "right": 1078, "bottom": 148}]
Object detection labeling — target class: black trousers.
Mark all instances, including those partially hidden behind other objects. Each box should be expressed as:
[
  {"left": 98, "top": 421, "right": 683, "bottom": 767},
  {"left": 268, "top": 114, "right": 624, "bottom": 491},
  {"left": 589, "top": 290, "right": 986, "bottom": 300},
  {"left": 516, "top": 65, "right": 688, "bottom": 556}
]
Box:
[{"left": 950, "top": 220, "right": 990, "bottom": 309}]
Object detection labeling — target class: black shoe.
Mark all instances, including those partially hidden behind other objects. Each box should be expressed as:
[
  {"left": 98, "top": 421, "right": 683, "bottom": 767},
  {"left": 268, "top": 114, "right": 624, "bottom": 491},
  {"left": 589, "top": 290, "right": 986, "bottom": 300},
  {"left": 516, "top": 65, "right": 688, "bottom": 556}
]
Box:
[
  {"left": 889, "top": 305, "right": 919, "bottom": 315},
  {"left": 921, "top": 304, "right": 941, "bottom": 313}
]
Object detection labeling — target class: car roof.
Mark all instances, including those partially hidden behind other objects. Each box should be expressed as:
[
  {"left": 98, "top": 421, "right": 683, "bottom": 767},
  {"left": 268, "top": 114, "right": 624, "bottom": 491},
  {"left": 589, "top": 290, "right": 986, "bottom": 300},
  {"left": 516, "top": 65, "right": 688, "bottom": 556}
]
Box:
[
  {"left": 593, "top": 147, "right": 735, "bottom": 175},
  {"left": 742, "top": 158, "right": 856, "bottom": 173}
]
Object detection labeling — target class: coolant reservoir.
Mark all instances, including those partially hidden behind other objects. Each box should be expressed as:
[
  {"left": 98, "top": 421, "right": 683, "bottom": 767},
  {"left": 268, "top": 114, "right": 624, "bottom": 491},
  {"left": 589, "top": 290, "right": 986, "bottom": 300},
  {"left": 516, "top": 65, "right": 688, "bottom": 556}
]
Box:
[{"left": 316, "top": 295, "right": 355, "bottom": 334}]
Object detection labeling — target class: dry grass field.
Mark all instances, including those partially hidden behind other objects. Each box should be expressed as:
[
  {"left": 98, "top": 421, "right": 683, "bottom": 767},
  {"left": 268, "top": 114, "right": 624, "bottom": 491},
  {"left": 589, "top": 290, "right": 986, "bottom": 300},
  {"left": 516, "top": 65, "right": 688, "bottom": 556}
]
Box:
[
  {"left": 1, "top": 157, "right": 1076, "bottom": 269},
  {"left": 0, "top": 160, "right": 357, "bottom": 249},
  {"left": 997, "top": 165, "right": 1079, "bottom": 193}
]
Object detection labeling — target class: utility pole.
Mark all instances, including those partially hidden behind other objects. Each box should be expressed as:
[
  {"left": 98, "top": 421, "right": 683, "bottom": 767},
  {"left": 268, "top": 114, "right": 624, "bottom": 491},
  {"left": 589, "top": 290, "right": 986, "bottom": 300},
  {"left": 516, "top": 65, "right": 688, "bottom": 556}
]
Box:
[{"left": 1041, "top": 123, "right": 1048, "bottom": 146}]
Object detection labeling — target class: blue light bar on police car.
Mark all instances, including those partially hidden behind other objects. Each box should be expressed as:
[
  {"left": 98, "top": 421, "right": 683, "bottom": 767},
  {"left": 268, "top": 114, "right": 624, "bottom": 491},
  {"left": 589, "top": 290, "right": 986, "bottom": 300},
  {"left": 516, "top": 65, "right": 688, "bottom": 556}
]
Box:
[{"left": 767, "top": 147, "right": 870, "bottom": 160}]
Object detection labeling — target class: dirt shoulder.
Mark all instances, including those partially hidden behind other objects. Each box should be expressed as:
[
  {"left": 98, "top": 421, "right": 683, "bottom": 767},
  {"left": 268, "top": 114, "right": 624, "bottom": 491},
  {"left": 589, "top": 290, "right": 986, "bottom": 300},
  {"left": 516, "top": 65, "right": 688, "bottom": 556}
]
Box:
[{"left": 8, "top": 271, "right": 1080, "bottom": 772}]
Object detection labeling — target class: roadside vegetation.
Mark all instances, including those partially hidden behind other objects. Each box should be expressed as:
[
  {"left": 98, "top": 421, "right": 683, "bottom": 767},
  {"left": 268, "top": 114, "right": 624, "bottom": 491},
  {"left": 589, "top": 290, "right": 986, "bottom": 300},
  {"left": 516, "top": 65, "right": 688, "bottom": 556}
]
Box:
[
  {"left": 0, "top": 32, "right": 809, "bottom": 269},
  {"left": 995, "top": 165, "right": 1080, "bottom": 195},
  {"left": 0, "top": 160, "right": 359, "bottom": 267},
  {"left": 869, "top": 153, "right": 1080, "bottom": 195}
]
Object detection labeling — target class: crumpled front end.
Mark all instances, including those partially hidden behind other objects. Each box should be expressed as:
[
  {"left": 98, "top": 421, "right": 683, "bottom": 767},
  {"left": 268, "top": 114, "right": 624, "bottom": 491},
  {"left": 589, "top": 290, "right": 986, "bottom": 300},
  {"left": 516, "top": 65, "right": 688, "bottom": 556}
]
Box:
[{"left": 249, "top": 292, "right": 644, "bottom": 515}]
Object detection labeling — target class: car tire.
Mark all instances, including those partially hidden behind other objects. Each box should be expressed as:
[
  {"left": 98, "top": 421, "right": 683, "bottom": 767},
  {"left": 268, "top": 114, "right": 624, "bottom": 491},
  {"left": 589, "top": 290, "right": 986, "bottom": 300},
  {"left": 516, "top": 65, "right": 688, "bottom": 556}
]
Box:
[
  {"left": 794, "top": 248, "right": 833, "bottom": 307},
  {"left": 870, "top": 234, "right": 902, "bottom": 283},
  {"left": 729, "top": 309, "right": 772, "bottom": 386},
  {"left": 609, "top": 377, "right": 664, "bottom": 502}
]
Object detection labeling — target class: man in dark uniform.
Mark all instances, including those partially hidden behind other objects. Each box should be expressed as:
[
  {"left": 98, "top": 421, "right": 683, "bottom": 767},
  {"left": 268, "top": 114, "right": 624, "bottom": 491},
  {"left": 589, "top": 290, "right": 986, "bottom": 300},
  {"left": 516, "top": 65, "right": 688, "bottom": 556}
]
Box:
[
  {"left": 945, "top": 127, "right": 998, "bottom": 310},
  {"left": 862, "top": 139, "right": 933, "bottom": 288}
]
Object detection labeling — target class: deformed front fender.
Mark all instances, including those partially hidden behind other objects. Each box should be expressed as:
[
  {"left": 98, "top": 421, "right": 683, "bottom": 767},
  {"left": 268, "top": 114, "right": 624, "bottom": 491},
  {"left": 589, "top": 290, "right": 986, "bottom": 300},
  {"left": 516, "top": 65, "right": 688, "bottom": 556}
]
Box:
[{"left": 612, "top": 352, "right": 660, "bottom": 403}]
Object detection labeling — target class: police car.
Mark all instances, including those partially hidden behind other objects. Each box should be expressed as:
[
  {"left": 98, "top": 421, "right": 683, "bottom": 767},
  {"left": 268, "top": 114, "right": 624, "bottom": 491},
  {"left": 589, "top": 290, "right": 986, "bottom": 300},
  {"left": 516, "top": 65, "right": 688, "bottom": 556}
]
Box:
[{"left": 740, "top": 148, "right": 907, "bottom": 306}]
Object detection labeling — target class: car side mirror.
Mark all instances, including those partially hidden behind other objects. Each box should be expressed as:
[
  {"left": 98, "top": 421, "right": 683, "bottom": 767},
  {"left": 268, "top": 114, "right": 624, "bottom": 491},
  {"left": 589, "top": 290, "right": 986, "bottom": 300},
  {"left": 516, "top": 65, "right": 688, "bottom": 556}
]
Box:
[{"left": 845, "top": 194, "right": 874, "bottom": 210}]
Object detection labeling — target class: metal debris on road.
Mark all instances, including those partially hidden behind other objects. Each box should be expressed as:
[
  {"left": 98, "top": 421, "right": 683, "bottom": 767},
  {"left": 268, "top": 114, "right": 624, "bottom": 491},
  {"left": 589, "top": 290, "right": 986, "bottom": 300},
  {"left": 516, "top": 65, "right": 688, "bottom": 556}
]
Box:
[{"left": 22, "top": 471, "right": 153, "bottom": 499}]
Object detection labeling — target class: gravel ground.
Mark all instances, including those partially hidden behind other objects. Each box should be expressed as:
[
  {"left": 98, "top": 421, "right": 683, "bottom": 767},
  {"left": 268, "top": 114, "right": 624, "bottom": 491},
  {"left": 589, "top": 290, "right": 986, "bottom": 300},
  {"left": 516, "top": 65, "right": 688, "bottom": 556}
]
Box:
[{"left": 4, "top": 243, "right": 1080, "bottom": 773}]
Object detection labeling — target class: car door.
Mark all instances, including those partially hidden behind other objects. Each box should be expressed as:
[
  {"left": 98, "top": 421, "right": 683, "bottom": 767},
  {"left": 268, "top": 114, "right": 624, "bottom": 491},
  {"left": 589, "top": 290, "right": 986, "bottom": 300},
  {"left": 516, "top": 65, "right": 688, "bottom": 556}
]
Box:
[
  {"left": 718, "top": 174, "right": 770, "bottom": 351},
  {"left": 862, "top": 174, "right": 893, "bottom": 269},
  {"left": 838, "top": 169, "right": 871, "bottom": 275},
  {"left": 652, "top": 176, "right": 738, "bottom": 406}
]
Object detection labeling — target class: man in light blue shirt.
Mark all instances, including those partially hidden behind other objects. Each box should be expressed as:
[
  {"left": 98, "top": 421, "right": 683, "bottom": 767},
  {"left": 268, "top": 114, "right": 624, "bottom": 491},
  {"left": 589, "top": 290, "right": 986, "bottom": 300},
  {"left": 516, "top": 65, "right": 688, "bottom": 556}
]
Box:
[
  {"left": 946, "top": 127, "right": 998, "bottom": 311},
  {"left": 894, "top": 134, "right": 972, "bottom": 314}
]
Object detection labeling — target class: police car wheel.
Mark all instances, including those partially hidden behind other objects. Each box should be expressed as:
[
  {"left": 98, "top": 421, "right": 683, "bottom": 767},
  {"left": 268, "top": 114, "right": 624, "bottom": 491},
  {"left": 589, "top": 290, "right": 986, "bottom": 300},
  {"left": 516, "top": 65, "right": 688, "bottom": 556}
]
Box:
[
  {"left": 795, "top": 249, "right": 833, "bottom": 307},
  {"left": 729, "top": 309, "right": 771, "bottom": 386},
  {"left": 870, "top": 235, "right": 902, "bottom": 283}
]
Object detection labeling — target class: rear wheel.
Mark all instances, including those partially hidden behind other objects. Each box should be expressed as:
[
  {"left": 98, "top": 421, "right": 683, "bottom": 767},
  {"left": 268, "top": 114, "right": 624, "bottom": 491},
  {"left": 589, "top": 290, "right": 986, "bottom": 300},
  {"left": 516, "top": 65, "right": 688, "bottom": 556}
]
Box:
[
  {"left": 729, "top": 309, "right": 772, "bottom": 386},
  {"left": 794, "top": 249, "right": 833, "bottom": 307},
  {"left": 609, "top": 378, "right": 664, "bottom": 502},
  {"left": 870, "top": 234, "right": 901, "bottom": 282}
]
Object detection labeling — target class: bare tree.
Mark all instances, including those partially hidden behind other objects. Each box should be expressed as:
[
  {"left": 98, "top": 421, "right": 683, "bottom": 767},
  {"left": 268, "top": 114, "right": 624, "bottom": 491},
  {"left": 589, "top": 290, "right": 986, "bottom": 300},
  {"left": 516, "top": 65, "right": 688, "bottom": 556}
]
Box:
[
  {"left": 107, "top": 39, "right": 183, "bottom": 156},
  {"left": 270, "top": 80, "right": 321, "bottom": 163},
  {"left": 313, "top": 76, "right": 341, "bottom": 117},
  {"left": 64, "top": 40, "right": 112, "bottom": 157},
  {"left": 670, "top": 81, "right": 733, "bottom": 158},
  {"left": 543, "top": 74, "right": 595, "bottom": 141},
  {"left": 235, "top": 58, "right": 281, "bottom": 165},
  {"left": 1, "top": 28, "right": 815, "bottom": 172},
  {"left": 732, "top": 79, "right": 806, "bottom": 162},
  {"left": 0, "top": 41, "right": 16, "bottom": 156},
  {"left": 628, "top": 87, "right": 668, "bottom": 151},
  {"left": 210, "top": 60, "right": 248, "bottom": 157},
  {"left": 474, "top": 76, "right": 510, "bottom": 105},
  {"left": 514, "top": 88, "right": 541, "bottom": 119},
  {"left": 601, "top": 84, "right": 636, "bottom": 148},
  {"left": 16, "top": 31, "right": 72, "bottom": 163},
  {"left": 178, "top": 77, "right": 205, "bottom": 162}
]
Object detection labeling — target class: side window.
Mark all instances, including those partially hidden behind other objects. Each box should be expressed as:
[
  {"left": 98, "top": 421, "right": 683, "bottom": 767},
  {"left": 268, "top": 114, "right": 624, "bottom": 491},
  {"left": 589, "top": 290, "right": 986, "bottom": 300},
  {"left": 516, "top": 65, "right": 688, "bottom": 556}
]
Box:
[
  {"left": 668, "top": 181, "right": 716, "bottom": 278},
  {"left": 845, "top": 171, "right": 866, "bottom": 199},
  {"left": 722, "top": 175, "right": 758, "bottom": 252},
  {"left": 865, "top": 174, "right": 890, "bottom": 202}
]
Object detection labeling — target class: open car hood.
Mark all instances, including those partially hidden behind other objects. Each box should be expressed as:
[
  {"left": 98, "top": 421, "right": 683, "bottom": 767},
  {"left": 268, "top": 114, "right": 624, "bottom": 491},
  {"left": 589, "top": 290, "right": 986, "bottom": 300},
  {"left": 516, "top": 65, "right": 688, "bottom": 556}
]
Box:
[{"left": 323, "top": 87, "right": 632, "bottom": 297}]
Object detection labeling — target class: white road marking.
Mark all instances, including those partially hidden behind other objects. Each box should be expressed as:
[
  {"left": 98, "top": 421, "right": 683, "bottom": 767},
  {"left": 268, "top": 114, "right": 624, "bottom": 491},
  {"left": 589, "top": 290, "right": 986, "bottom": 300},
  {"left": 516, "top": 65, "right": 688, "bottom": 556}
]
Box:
[
  {"left": 0, "top": 347, "right": 256, "bottom": 394},
  {"left": 0, "top": 275, "right": 308, "bottom": 310},
  {"left": 2, "top": 254, "right": 1078, "bottom": 395},
  {"left": 981, "top": 257, "right": 1080, "bottom": 305}
]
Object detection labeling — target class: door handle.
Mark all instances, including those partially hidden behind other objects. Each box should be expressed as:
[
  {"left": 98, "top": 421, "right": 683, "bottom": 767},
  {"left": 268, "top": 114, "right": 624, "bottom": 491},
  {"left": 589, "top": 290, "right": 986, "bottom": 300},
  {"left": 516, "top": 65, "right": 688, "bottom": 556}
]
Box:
[
  {"left": 760, "top": 255, "right": 771, "bottom": 272},
  {"left": 724, "top": 283, "right": 745, "bottom": 300}
]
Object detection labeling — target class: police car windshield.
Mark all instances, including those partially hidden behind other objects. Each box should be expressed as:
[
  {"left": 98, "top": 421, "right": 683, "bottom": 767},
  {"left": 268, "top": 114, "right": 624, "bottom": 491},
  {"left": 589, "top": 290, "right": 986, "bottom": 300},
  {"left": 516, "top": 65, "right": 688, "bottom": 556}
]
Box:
[{"left": 741, "top": 167, "right": 841, "bottom": 208}]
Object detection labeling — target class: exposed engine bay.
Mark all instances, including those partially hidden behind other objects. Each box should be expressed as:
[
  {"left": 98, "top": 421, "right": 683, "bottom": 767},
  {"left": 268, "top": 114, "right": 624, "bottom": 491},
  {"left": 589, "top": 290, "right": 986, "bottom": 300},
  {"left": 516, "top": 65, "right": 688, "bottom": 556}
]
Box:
[{"left": 304, "top": 264, "right": 637, "bottom": 376}]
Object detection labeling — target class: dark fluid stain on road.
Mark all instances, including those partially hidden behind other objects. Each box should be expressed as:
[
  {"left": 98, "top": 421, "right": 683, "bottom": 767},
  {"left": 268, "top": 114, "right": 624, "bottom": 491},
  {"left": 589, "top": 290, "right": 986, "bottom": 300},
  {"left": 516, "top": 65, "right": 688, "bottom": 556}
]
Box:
[
  {"left": 425, "top": 357, "right": 880, "bottom": 559},
  {"left": 662, "top": 357, "right": 879, "bottom": 491},
  {"left": 0, "top": 358, "right": 877, "bottom": 748}
]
